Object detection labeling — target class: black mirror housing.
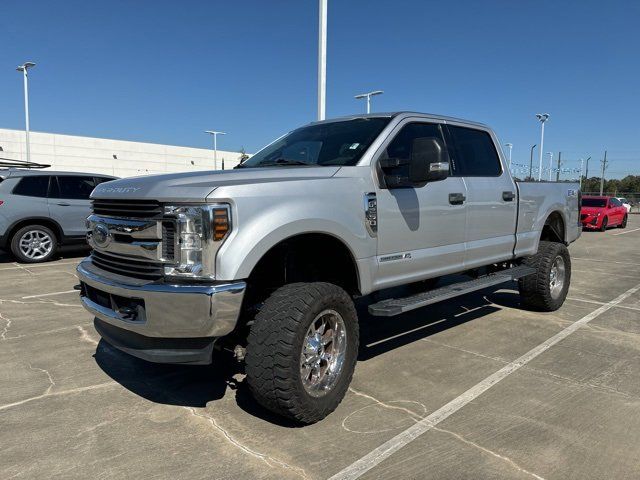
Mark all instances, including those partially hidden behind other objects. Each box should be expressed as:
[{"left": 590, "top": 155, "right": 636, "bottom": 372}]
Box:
[{"left": 408, "top": 137, "right": 449, "bottom": 184}]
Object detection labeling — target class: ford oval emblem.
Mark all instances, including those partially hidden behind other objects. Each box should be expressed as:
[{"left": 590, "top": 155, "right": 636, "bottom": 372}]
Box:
[{"left": 92, "top": 223, "right": 111, "bottom": 248}]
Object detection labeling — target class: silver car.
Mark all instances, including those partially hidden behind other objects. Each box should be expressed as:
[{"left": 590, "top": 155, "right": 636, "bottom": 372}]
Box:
[{"left": 0, "top": 170, "right": 116, "bottom": 262}]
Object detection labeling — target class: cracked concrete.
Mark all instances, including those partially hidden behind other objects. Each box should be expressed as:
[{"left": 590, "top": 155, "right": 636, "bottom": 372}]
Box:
[{"left": 1, "top": 219, "right": 640, "bottom": 479}]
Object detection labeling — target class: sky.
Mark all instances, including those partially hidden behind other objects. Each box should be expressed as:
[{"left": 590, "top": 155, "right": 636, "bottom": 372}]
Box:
[{"left": 1, "top": 0, "right": 639, "bottom": 178}]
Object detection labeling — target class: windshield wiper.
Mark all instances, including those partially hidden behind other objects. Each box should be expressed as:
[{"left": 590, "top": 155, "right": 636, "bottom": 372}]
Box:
[{"left": 258, "top": 158, "right": 315, "bottom": 167}]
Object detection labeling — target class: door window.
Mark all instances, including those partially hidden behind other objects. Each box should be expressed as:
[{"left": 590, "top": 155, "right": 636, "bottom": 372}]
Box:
[
  {"left": 12, "top": 176, "right": 50, "bottom": 198},
  {"left": 447, "top": 126, "right": 502, "bottom": 176},
  {"left": 51, "top": 176, "right": 97, "bottom": 200},
  {"left": 381, "top": 122, "right": 447, "bottom": 178}
]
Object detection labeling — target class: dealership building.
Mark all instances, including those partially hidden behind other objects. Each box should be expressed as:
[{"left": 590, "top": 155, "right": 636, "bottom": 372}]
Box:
[{"left": 0, "top": 128, "right": 246, "bottom": 177}]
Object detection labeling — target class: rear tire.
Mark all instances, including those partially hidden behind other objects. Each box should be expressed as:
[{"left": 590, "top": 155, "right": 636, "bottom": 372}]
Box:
[
  {"left": 619, "top": 215, "right": 628, "bottom": 229},
  {"left": 518, "top": 241, "right": 571, "bottom": 312},
  {"left": 10, "top": 225, "right": 58, "bottom": 263},
  {"left": 245, "top": 282, "right": 359, "bottom": 424},
  {"left": 600, "top": 216, "right": 608, "bottom": 231}
]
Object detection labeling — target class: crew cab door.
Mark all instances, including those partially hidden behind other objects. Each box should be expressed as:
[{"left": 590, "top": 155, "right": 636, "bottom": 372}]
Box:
[
  {"left": 445, "top": 124, "right": 517, "bottom": 268},
  {"left": 47, "top": 175, "right": 98, "bottom": 238},
  {"left": 373, "top": 119, "right": 467, "bottom": 290}
]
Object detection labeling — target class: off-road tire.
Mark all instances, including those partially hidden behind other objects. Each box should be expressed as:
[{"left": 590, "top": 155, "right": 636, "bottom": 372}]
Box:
[
  {"left": 518, "top": 241, "right": 571, "bottom": 312},
  {"left": 10, "top": 224, "right": 58, "bottom": 263},
  {"left": 245, "top": 282, "right": 359, "bottom": 424},
  {"left": 600, "top": 216, "right": 608, "bottom": 231},
  {"left": 619, "top": 215, "right": 628, "bottom": 229}
]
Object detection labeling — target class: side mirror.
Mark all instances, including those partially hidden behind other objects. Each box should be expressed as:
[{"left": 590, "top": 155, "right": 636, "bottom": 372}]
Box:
[{"left": 408, "top": 137, "right": 449, "bottom": 184}]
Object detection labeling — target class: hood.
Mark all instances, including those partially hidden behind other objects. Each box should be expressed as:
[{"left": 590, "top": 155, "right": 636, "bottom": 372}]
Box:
[{"left": 91, "top": 166, "right": 340, "bottom": 202}]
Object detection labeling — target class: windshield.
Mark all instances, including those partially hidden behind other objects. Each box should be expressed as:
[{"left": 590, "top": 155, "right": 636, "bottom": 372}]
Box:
[
  {"left": 582, "top": 198, "right": 607, "bottom": 207},
  {"left": 239, "top": 117, "right": 391, "bottom": 168}
]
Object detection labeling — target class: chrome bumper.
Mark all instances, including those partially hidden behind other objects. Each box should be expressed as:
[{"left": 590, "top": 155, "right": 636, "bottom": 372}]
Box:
[{"left": 76, "top": 259, "right": 246, "bottom": 339}]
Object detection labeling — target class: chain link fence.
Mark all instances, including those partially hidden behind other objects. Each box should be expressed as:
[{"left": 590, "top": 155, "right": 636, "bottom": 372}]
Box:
[{"left": 582, "top": 192, "right": 640, "bottom": 214}]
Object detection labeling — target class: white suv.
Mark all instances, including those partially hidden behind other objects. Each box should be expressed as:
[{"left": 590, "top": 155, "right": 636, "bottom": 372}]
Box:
[{"left": 0, "top": 170, "right": 116, "bottom": 263}]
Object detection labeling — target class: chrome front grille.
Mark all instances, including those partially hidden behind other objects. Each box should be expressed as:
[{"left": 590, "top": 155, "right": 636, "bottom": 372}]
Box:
[
  {"left": 92, "top": 199, "right": 163, "bottom": 219},
  {"left": 91, "top": 251, "right": 164, "bottom": 280}
]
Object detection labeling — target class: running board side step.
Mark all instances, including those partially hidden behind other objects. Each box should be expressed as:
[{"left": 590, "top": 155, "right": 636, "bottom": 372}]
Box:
[{"left": 368, "top": 265, "right": 536, "bottom": 317}]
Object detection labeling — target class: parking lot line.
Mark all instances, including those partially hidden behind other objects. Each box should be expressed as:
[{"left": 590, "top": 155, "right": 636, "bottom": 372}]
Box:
[
  {"left": 21, "top": 290, "right": 77, "bottom": 299},
  {"left": 612, "top": 226, "right": 640, "bottom": 236},
  {"left": 567, "top": 296, "right": 640, "bottom": 312},
  {"left": 0, "top": 260, "right": 80, "bottom": 272},
  {"left": 572, "top": 257, "right": 640, "bottom": 267},
  {"left": 329, "top": 281, "right": 640, "bottom": 480}
]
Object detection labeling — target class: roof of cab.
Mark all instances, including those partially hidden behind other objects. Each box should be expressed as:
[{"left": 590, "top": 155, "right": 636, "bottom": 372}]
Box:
[{"left": 309, "top": 111, "right": 489, "bottom": 129}]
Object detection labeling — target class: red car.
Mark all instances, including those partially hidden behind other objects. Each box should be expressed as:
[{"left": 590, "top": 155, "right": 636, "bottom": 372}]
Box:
[{"left": 580, "top": 196, "right": 628, "bottom": 231}]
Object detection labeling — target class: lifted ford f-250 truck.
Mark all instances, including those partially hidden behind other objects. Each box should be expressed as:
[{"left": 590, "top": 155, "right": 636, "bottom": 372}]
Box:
[{"left": 77, "top": 112, "right": 581, "bottom": 423}]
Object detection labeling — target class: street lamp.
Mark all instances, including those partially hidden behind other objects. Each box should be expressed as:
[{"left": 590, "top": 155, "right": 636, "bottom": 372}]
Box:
[
  {"left": 354, "top": 90, "right": 384, "bottom": 114},
  {"left": 205, "top": 130, "right": 226, "bottom": 170},
  {"left": 317, "top": 0, "right": 327, "bottom": 121},
  {"left": 546, "top": 152, "right": 553, "bottom": 181},
  {"left": 535, "top": 113, "right": 549, "bottom": 181},
  {"left": 504, "top": 143, "right": 513, "bottom": 169},
  {"left": 16, "top": 61, "right": 36, "bottom": 163},
  {"left": 529, "top": 144, "right": 536, "bottom": 180}
]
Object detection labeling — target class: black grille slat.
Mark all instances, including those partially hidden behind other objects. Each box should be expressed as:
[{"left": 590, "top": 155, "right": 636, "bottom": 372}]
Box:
[
  {"left": 162, "top": 222, "right": 176, "bottom": 260},
  {"left": 92, "top": 199, "right": 162, "bottom": 218},
  {"left": 91, "top": 251, "right": 163, "bottom": 280}
]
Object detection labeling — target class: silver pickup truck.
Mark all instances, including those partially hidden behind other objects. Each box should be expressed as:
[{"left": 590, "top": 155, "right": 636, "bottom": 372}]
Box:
[{"left": 77, "top": 112, "right": 581, "bottom": 423}]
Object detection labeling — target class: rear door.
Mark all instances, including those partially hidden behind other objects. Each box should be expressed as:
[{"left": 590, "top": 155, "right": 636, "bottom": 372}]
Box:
[
  {"left": 445, "top": 124, "right": 517, "bottom": 268},
  {"left": 47, "top": 175, "right": 97, "bottom": 238}
]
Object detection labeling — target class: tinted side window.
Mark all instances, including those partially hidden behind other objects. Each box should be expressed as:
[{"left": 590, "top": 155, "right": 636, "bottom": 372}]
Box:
[
  {"left": 448, "top": 126, "right": 501, "bottom": 176},
  {"left": 94, "top": 177, "right": 114, "bottom": 186},
  {"left": 12, "top": 176, "right": 50, "bottom": 198},
  {"left": 382, "top": 122, "right": 447, "bottom": 178},
  {"left": 52, "top": 176, "right": 96, "bottom": 200},
  {"left": 610, "top": 198, "right": 620, "bottom": 207}
]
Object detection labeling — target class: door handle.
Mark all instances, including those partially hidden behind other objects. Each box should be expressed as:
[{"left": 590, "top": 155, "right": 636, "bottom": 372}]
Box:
[
  {"left": 449, "top": 193, "right": 466, "bottom": 205},
  {"left": 502, "top": 191, "right": 515, "bottom": 202},
  {"left": 56, "top": 202, "right": 71, "bottom": 206}
]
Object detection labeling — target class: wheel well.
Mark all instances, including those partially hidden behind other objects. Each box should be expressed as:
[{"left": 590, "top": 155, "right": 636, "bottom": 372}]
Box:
[
  {"left": 541, "top": 211, "right": 565, "bottom": 244},
  {"left": 6, "top": 218, "right": 63, "bottom": 246},
  {"left": 246, "top": 233, "right": 360, "bottom": 301}
]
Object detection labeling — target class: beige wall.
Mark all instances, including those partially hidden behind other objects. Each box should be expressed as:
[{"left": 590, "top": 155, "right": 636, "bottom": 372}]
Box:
[{"left": 0, "top": 128, "right": 246, "bottom": 177}]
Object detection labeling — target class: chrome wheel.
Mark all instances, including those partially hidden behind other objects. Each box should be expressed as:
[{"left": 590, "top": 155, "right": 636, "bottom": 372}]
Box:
[
  {"left": 18, "top": 229, "right": 53, "bottom": 260},
  {"left": 300, "top": 309, "right": 347, "bottom": 397},
  {"left": 549, "top": 255, "right": 566, "bottom": 299}
]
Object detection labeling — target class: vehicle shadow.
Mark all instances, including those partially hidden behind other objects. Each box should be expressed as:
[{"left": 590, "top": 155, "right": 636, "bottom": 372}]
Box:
[{"left": 94, "top": 285, "right": 521, "bottom": 426}]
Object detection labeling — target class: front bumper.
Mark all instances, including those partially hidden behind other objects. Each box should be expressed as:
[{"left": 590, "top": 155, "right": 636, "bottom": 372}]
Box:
[
  {"left": 580, "top": 215, "right": 600, "bottom": 229},
  {"left": 77, "top": 259, "right": 246, "bottom": 364}
]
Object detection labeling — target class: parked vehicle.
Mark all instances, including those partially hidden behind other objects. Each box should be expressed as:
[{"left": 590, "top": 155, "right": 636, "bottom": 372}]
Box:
[
  {"left": 616, "top": 197, "right": 632, "bottom": 213},
  {"left": 0, "top": 170, "right": 117, "bottom": 262},
  {"left": 76, "top": 112, "right": 581, "bottom": 423},
  {"left": 580, "top": 196, "right": 628, "bottom": 231}
]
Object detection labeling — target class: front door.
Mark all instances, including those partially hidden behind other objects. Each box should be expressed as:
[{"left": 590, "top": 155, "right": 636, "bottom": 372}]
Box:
[
  {"left": 374, "top": 120, "right": 467, "bottom": 290},
  {"left": 47, "top": 175, "right": 97, "bottom": 238}
]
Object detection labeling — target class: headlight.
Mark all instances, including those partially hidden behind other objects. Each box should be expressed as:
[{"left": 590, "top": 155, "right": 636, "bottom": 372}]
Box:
[{"left": 162, "top": 204, "right": 231, "bottom": 279}]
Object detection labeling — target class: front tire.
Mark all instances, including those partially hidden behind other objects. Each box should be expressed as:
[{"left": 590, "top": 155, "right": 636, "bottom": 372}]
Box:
[
  {"left": 10, "top": 225, "right": 58, "bottom": 263},
  {"left": 518, "top": 241, "right": 571, "bottom": 312},
  {"left": 600, "top": 216, "right": 608, "bottom": 231},
  {"left": 245, "top": 282, "right": 359, "bottom": 424}
]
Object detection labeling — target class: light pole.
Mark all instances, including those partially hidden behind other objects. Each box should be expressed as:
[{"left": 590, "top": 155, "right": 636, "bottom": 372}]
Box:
[
  {"left": 205, "top": 131, "right": 226, "bottom": 170},
  {"left": 16, "top": 62, "right": 36, "bottom": 163},
  {"left": 354, "top": 90, "right": 384, "bottom": 114},
  {"left": 535, "top": 113, "right": 549, "bottom": 181},
  {"left": 504, "top": 143, "right": 513, "bottom": 169},
  {"left": 579, "top": 158, "right": 584, "bottom": 188},
  {"left": 529, "top": 144, "right": 536, "bottom": 180},
  {"left": 317, "top": 0, "right": 327, "bottom": 121},
  {"left": 546, "top": 152, "right": 553, "bottom": 181}
]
